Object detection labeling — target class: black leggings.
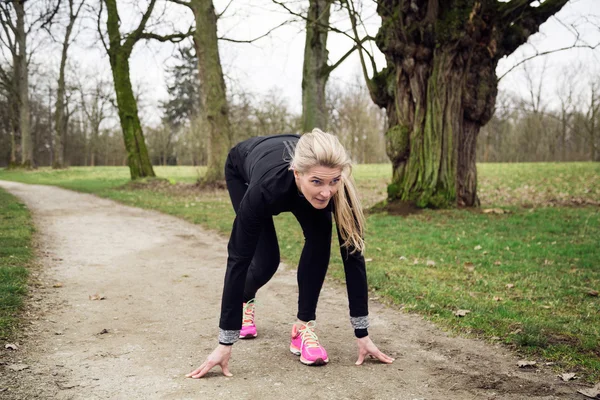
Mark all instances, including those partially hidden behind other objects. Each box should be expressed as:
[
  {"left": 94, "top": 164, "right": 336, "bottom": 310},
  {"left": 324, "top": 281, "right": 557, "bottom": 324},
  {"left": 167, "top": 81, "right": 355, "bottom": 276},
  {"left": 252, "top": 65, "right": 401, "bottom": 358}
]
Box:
[{"left": 225, "top": 154, "right": 332, "bottom": 322}]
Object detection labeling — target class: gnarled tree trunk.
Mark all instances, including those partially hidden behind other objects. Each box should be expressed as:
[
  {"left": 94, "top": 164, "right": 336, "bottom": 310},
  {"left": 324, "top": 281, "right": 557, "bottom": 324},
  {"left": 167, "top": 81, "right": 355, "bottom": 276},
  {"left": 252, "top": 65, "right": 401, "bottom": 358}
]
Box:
[{"left": 371, "top": 0, "right": 569, "bottom": 207}]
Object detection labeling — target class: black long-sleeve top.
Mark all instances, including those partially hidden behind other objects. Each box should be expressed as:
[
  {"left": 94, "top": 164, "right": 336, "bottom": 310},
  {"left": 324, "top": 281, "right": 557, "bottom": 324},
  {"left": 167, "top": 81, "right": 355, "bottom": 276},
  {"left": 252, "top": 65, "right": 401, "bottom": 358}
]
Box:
[{"left": 218, "top": 134, "right": 369, "bottom": 344}]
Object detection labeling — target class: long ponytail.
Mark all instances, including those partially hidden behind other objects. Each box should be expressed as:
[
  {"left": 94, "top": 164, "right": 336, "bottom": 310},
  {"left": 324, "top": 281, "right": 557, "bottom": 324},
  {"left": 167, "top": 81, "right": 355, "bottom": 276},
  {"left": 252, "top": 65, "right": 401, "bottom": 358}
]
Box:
[{"left": 290, "top": 129, "right": 366, "bottom": 253}]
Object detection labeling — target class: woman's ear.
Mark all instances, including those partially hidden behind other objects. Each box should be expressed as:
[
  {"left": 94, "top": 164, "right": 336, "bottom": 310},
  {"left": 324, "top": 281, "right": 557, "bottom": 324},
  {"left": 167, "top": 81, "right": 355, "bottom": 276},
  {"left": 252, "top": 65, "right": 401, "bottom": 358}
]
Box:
[{"left": 293, "top": 169, "right": 300, "bottom": 179}]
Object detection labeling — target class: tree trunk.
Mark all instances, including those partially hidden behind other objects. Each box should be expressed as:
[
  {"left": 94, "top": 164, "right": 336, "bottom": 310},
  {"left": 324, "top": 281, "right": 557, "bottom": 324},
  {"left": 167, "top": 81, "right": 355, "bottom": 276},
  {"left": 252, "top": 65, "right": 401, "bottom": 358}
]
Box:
[
  {"left": 54, "top": 42, "right": 68, "bottom": 168},
  {"left": 190, "top": 0, "right": 231, "bottom": 183},
  {"left": 54, "top": 0, "right": 80, "bottom": 169},
  {"left": 15, "top": 1, "right": 32, "bottom": 167},
  {"left": 302, "top": 0, "right": 332, "bottom": 132},
  {"left": 371, "top": 0, "right": 567, "bottom": 207},
  {"left": 104, "top": 0, "right": 155, "bottom": 179}
]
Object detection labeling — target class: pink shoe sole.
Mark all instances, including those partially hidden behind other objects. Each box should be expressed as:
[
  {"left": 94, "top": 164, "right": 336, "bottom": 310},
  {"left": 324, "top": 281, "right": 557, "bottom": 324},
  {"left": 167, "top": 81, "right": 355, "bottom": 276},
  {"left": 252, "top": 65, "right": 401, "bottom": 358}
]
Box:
[{"left": 290, "top": 345, "right": 329, "bottom": 365}]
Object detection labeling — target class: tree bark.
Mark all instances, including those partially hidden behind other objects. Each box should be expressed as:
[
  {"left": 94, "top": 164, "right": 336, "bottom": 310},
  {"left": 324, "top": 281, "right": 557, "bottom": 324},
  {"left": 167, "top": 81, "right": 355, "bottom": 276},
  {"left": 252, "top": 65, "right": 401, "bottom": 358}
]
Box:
[
  {"left": 371, "top": 0, "right": 569, "bottom": 207},
  {"left": 302, "top": 0, "right": 332, "bottom": 132},
  {"left": 15, "top": 1, "right": 32, "bottom": 167},
  {"left": 190, "top": 0, "right": 231, "bottom": 183},
  {"left": 104, "top": 0, "right": 155, "bottom": 179}
]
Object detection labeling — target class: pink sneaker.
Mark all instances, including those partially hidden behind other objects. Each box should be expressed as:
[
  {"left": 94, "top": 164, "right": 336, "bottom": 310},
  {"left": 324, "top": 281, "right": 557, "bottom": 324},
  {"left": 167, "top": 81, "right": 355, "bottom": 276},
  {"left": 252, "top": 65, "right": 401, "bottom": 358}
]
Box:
[
  {"left": 289, "top": 321, "right": 329, "bottom": 366},
  {"left": 239, "top": 299, "right": 257, "bottom": 339}
]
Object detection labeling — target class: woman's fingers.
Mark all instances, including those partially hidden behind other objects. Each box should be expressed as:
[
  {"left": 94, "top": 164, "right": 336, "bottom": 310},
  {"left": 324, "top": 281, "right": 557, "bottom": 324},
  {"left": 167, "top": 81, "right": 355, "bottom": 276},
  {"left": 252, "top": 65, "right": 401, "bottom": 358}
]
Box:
[
  {"left": 355, "top": 351, "right": 366, "bottom": 365},
  {"left": 221, "top": 361, "right": 233, "bottom": 377},
  {"left": 191, "top": 362, "right": 214, "bottom": 379},
  {"left": 185, "top": 362, "right": 207, "bottom": 378},
  {"left": 375, "top": 350, "right": 394, "bottom": 364}
]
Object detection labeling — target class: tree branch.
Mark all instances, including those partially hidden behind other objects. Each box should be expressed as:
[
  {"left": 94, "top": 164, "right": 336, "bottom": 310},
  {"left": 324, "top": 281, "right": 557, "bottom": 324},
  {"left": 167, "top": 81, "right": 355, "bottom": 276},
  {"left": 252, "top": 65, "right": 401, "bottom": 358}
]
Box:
[
  {"left": 95, "top": 1, "right": 108, "bottom": 53},
  {"left": 219, "top": 20, "right": 290, "bottom": 43},
  {"left": 325, "top": 35, "right": 374, "bottom": 75},
  {"left": 216, "top": 0, "right": 233, "bottom": 19},
  {"left": 167, "top": 0, "right": 192, "bottom": 9},
  {"left": 271, "top": 0, "right": 360, "bottom": 46},
  {"left": 341, "top": 0, "right": 377, "bottom": 85},
  {"left": 138, "top": 27, "right": 194, "bottom": 43},
  {"left": 498, "top": 42, "right": 600, "bottom": 81},
  {"left": 123, "top": 0, "right": 158, "bottom": 52},
  {"left": 0, "top": 2, "right": 17, "bottom": 35},
  {"left": 499, "top": 0, "right": 569, "bottom": 57}
]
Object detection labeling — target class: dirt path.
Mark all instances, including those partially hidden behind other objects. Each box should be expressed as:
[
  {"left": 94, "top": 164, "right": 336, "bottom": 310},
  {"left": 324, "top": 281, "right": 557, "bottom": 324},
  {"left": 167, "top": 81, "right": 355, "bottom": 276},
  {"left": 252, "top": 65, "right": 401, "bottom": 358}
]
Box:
[{"left": 0, "top": 180, "right": 587, "bottom": 400}]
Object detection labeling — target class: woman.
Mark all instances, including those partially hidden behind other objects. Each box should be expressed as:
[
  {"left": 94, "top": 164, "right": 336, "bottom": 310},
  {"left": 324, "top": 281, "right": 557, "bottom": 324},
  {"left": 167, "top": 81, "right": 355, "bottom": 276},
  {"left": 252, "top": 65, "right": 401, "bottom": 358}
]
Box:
[{"left": 187, "top": 129, "right": 393, "bottom": 378}]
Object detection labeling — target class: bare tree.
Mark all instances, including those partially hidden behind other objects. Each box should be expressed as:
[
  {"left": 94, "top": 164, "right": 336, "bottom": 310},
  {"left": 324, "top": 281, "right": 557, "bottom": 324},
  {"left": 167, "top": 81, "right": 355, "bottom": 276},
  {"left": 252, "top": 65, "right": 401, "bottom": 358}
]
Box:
[
  {"left": 582, "top": 78, "right": 600, "bottom": 161},
  {"left": 47, "top": 0, "right": 85, "bottom": 168},
  {"left": 79, "top": 76, "right": 112, "bottom": 167}
]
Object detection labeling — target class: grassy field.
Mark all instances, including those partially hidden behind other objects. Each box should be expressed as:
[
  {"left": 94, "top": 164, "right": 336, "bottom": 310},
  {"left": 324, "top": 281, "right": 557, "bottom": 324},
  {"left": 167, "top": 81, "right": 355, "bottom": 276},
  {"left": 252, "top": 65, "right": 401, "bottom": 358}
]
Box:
[
  {"left": 0, "top": 189, "right": 34, "bottom": 339},
  {"left": 0, "top": 162, "right": 599, "bottom": 380}
]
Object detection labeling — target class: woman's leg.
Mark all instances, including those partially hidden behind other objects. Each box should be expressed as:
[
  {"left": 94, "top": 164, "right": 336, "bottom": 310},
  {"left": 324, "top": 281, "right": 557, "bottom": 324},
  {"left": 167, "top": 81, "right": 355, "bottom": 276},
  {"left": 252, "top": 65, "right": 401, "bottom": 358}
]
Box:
[
  {"left": 225, "top": 151, "right": 280, "bottom": 302},
  {"left": 292, "top": 204, "right": 332, "bottom": 322}
]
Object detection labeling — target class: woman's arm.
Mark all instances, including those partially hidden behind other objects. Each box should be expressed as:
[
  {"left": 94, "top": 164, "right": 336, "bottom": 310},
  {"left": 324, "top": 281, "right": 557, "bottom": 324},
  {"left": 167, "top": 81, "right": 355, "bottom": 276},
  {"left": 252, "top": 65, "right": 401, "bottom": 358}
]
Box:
[{"left": 336, "top": 226, "right": 394, "bottom": 365}]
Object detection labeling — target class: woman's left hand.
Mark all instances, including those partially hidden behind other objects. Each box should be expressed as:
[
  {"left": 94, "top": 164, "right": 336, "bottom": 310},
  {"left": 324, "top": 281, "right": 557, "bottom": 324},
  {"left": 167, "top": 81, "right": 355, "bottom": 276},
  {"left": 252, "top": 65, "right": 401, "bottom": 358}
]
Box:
[{"left": 355, "top": 336, "right": 394, "bottom": 365}]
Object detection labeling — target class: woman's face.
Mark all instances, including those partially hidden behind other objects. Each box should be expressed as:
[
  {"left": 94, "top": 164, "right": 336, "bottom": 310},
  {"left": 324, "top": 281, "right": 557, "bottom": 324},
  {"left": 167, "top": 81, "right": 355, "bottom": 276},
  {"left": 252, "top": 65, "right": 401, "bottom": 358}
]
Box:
[{"left": 294, "top": 166, "right": 342, "bottom": 209}]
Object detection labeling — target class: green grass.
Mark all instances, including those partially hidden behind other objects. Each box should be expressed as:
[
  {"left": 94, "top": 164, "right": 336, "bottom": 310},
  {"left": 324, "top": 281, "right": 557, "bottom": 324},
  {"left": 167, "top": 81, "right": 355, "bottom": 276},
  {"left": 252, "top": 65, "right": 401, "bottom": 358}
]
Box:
[
  {"left": 0, "top": 162, "right": 599, "bottom": 380},
  {"left": 0, "top": 189, "right": 34, "bottom": 339}
]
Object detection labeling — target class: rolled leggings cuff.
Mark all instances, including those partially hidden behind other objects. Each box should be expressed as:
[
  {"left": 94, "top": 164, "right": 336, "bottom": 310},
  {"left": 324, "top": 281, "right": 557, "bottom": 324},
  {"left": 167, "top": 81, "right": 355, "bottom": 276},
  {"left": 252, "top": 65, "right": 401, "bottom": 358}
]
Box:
[
  {"left": 351, "top": 316, "right": 369, "bottom": 338},
  {"left": 218, "top": 328, "right": 239, "bottom": 345}
]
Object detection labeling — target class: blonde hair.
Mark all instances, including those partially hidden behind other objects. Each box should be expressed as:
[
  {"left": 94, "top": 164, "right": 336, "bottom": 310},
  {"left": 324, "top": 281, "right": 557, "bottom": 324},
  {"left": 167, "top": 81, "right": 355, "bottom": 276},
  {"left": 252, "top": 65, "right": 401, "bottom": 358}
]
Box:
[{"left": 290, "top": 128, "right": 366, "bottom": 253}]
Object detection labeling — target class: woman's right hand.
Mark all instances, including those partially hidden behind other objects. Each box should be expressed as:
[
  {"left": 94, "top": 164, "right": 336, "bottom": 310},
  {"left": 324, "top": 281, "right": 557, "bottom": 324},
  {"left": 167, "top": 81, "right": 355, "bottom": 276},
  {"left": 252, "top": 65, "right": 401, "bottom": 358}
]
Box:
[{"left": 186, "top": 344, "right": 233, "bottom": 378}]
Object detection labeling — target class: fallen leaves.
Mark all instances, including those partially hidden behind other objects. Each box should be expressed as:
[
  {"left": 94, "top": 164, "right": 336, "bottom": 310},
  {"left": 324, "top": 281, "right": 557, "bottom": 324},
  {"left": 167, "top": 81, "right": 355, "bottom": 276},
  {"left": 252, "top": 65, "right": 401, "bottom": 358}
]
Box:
[
  {"left": 53, "top": 282, "right": 63, "bottom": 288},
  {"left": 483, "top": 208, "right": 509, "bottom": 215},
  {"left": 89, "top": 294, "right": 106, "bottom": 301},
  {"left": 588, "top": 289, "right": 599, "bottom": 297},
  {"left": 558, "top": 373, "right": 576, "bottom": 381},
  {"left": 4, "top": 343, "right": 18, "bottom": 350},
  {"left": 517, "top": 360, "right": 537, "bottom": 368},
  {"left": 453, "top": 309, "right": 471, "bottom": 317}
]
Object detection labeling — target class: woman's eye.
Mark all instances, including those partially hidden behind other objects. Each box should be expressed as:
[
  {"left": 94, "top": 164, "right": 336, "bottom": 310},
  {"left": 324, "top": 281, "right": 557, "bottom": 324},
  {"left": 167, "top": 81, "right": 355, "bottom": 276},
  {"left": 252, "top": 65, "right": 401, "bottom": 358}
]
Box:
[
  {"left": 311, "top": 180, "right": 321, "bottom": 185},
  {"left": 331, "top": 179, "right": 340, "bottom": 185}
]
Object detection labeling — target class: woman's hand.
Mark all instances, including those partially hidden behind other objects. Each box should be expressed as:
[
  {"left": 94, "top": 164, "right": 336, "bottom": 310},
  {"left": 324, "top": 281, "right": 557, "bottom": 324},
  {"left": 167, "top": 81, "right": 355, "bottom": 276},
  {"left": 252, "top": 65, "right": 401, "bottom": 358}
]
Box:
[
  {"left": 186, "top": 344, "right": 233, "bottom": 378},
  {"left": 355, "top": 336, "right": 394, "bottom": 365}
]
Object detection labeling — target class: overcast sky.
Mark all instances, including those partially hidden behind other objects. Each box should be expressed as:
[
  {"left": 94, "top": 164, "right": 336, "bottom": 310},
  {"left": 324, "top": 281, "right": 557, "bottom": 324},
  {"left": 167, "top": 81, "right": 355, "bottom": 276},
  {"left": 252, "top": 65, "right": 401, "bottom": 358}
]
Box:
[{"left": 60, "top": 0, "right": 600, "bottom": 126}]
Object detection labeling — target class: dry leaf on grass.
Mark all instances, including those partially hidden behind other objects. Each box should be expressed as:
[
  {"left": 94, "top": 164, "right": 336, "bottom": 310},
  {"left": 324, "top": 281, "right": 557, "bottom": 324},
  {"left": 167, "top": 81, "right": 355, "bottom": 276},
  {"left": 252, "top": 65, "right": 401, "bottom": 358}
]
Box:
[
  {"left": 588, "top": 289, "right": 599, "bottom": 297},
  {"left": 483, "top": 208, "right": 508, "bottom": 214},
  {"left": 558, "top": 373, "right": 576, "bottom": 381},
  {"left": 426, "top": 260, "right": 436, "bottom": 266},
  {"left": 474, "top": 245, "right": 482, "bottom": 250},
  {"left": 399, "top": 256, "right": 408, "bottom": 261},
  {"left": 517, "top": 360, "right": 537, "bottom": 368},
  {"left": 4, "top": 343, "right": 18, "bottom": 350},
  {"left": 53, "top": 283, "right": 63, "bottom": 288},
  {"left": 506, "top": 283, "right": 515, "bottom": 289},
  {"left": 89, "top": 294, "right": 106, "bottom": 301},
  {"left": 493, "top": 296, "right": 502, "bottom": 302},
  {"left": 453, "top": 309, "right": 471, "bottom": 317}
]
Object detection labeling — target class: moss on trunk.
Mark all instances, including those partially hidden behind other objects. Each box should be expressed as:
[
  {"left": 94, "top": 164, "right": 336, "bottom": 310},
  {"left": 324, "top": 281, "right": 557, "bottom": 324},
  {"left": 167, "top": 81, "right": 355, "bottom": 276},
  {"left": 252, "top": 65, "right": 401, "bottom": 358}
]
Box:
[{"left": 104, "top": 0, "right": 155, "bottom": 180}]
